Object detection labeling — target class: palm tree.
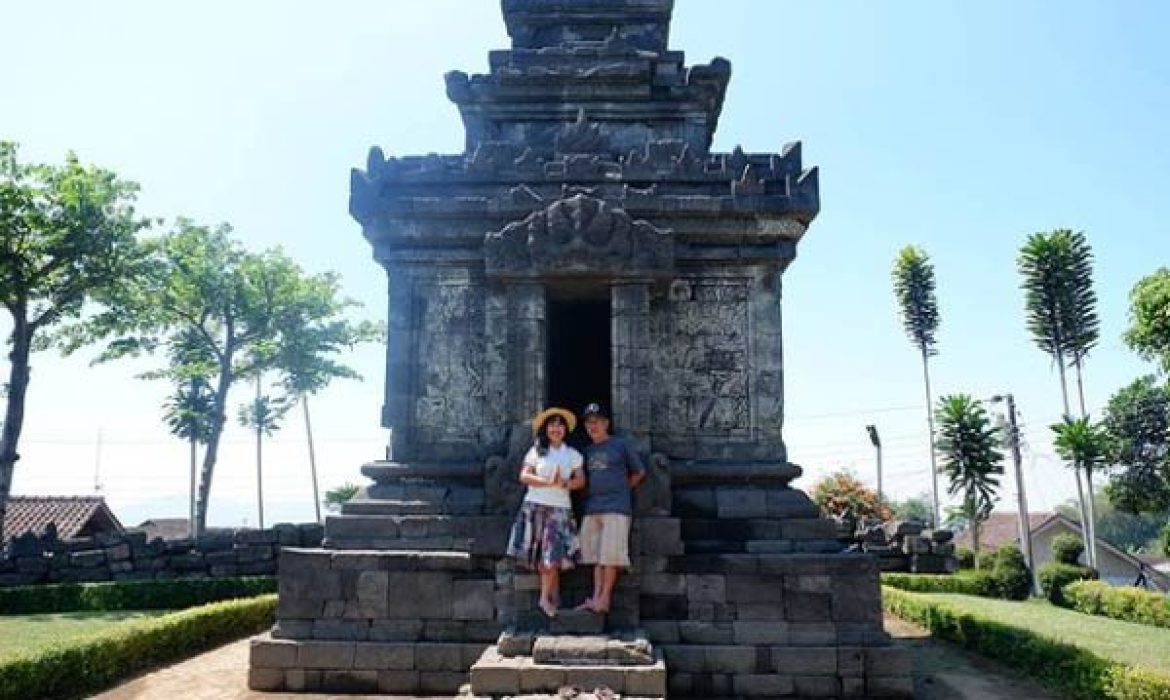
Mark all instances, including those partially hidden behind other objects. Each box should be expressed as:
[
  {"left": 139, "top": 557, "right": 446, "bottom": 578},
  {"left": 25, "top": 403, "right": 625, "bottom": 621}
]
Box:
[
  {"left": 1051, "top": 416, "right": 1110, "bottom": 567},
  {"left": 1018, "top": 229, "right": 1099, "bottom": 564},
  {"left": 935, "top": 394, "right": 1004, "bottom": 555},
  {"left": 892, "top": 246, "right": 942, "bottom": 526},
  {"left": 238, "top": 373, "right": 290, "bottom": 530},
  {"left": 163, "top": 376, "right": 215, "bottom": 538}
]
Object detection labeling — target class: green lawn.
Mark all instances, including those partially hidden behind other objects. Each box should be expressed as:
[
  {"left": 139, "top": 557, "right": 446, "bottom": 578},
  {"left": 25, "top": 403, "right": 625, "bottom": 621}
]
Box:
[
  {"left": 0, "top": 610, "right": 172, "bottom": 660},
  {"left": 924, "top": 593, "right": 1170, "bottom": 674}
]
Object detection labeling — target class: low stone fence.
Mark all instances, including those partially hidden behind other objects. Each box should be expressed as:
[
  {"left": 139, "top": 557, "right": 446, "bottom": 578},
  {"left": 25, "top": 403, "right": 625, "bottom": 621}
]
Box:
[{"left": 0, "top": 523, "right": 324, "bottom": 587}]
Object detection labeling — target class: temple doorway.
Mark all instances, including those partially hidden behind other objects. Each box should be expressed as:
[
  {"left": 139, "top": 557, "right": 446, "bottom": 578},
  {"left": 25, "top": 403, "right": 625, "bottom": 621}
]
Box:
[{"left": 547, "top": 294, "right": 610, "bottom": 451}]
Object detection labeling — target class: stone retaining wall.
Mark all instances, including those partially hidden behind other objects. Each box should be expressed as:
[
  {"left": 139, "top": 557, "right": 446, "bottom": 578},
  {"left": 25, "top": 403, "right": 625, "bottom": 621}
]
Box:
[{"left": 0, "top": 522, "right": 324, "bottom": 586}]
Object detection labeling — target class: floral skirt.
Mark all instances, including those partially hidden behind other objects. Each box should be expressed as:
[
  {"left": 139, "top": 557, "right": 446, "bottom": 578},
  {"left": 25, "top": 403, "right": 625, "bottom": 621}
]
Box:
[{"left": 506, "top": 501, "right": 580, "bottom": 571}]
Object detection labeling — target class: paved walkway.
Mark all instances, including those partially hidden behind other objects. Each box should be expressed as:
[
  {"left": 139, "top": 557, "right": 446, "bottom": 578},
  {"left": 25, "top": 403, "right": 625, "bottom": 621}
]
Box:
[{"left": 91, "top": 616, "right": 1062, "bottom": 700}]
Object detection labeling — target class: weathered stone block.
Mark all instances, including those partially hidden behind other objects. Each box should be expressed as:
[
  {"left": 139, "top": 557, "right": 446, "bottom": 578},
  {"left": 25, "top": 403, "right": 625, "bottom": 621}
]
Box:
[
  {"left": 796, "top": 675, "right": 842, "bottom": 697},
  {"left": 660, "top": 645, "right": 704, "bottom": 672},
  {"left": 866, "top": 646, "right": 914, "bottom": 676},
  {"left": 353, "top": 643, "right": 414, "bottom": 670},
  {"left": 284, "top": 668, "right": 322, "bottom": 692},
  {"left": 717, "top": 489, "right": 767, "bottom": 518},
  {"left": 773, "top": 647, "right": 837, "bottom": 674},
  {"left": 641, "top": 572, "right": 686, "bottom": 596},
  {"left": 642, "top": 620, "right": 679, "bottom": 643},
  {"left": 374, "top": 669, "right": 419, "bottom": 693},
  {"left": 625, "top": 663, "right": 667, "bottom": 696},
  {"left": 789, "top": 622, "right": 837, "bottom": 645},
  {"left": 839, "top": 646, "right": 865, "bottom": 676},
  {"left": 786, "top": 574, "right": 832, "bottom": 593},
  {"left": 686, "top": 574, "right": 725, "bottom": 603},
  {"left": 726, "top": 575, "right": 784, "bottom": 603},
  {"left": 564, "top": 666, "right": 624, "bottom": 692},
  {"left": 705, "top": 645, "right": 756, "bottom": 674},
  {"left": 733, "top": 620, "right": 788, "bottom": 644},
  {"left": 415, "top": 642, "right": 464, "bottom": 671},
  {"left": 734, "top": 674, "right": 795, "bottom": 697},
  {"left": 321, "top": 670, "right": 378, "bottom": 693},
  {"left": 735, "top": 602, "right": 785, "bottom": 620},
  {"left": 786, "top": 591, "right": 832, "bottom": 622},
  {"left": 249, "top": 638, "right": 298, "bottom": 668},
  {"left": 247, "top": 667, "right": 285, "bottom": 691},
  {"left": 272, "top": 619, "right": 313, "bottom": 639},
  {"left": 385, "top": 572, "right": 452, "bottom": 618},
  {"left": 312, "top": 619, "right": 368, "bottom": 641},
  {"left": 356, "top": 571, "right": 389, "bottom": 617},
  {"left": 453, "top": 579, "right": 494, "bottom": 620},
  {"left": 297, "top": 641, "right": 355, "bottom": 669}
]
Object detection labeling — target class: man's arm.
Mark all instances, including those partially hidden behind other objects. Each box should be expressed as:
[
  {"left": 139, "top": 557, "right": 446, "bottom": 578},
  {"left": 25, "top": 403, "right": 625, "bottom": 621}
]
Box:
[{"left": 626, "top": 441, "right": 647, "bottom": 488}]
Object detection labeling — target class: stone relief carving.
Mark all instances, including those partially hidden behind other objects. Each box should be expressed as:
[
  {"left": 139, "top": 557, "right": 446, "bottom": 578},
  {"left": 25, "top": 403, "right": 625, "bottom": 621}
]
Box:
[
  {"left": 413, "top": 281, "right": 485, "bottom": 443},
  {"left": 484, "top": 194, "right": 672, "bottom": 275},
  {"left": 483, "top": 455, "right": 525, "bottom": 515},
  {"left": 552, "top": 108, "right": 608, "bottom": 154},
  {"left": 655, "top": 279, "right": 752, "bottom": 436}
]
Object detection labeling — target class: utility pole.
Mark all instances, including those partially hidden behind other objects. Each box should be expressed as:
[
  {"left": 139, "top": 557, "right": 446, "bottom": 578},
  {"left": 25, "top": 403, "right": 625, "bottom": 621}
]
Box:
[
  {"left": 993, "top": 393, "right": 1039, "bottom": 596},
  {"left": 865, "top": 425, "right": 883, "bottom": 508}
]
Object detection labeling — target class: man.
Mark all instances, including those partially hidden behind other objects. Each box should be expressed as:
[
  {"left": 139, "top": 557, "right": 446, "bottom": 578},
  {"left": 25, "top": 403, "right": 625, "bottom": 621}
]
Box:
[{"left": 576, "top": 402, "right": 645, "bottom": 614}]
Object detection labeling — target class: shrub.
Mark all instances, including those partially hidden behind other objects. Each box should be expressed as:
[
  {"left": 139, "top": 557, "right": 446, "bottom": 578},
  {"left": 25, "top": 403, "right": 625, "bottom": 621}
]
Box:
[
  {"left": 1052, "top": 532, "right": 1086, "bottom": 565},
  {"left": 882, "top": 586, "right": 1170, "bottom": 700},
  {"left": 956, "top": 547, "right": 976, "bottom": 569},
  {"left": 1064, "top": 580, "right": 1170, "bottom": 629},
  {"left": 882, "top": 570, "right": 996, "bottom": 596},
  {"left": 0, "top": 576, "right": 276, "bottom": 614},
  {"left": 988, "top": 545, "right": 1032, "bottom": 601},
  {"left": 0, "top": 594, "right": 276, "bottom": 700},
  {"left": 1038, "top": 562, "right": 1097, "bottom": 606}
]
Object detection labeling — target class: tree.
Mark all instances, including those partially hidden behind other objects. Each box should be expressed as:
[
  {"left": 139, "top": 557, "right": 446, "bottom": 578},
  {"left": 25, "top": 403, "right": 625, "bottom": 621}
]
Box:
[
  {"left": 1101, "top": 376, "right": 1170, "bottom": 515},
  {"left": 0, "top": 142, "right": 148, "bottom": 542},
  {"left": 935, "top": 394, "right": 1004, "bottom": 555},
  {"left": 271, "top": 301, "right": 381, "bottom": 523},
  {"left": 324, "top": 482, "right": 360, "bottom": 513},
  {"left": 63, "top": 220, "right": 371, "bottom": 535},
  {"left": 892, "top": 245, "right": 942, "bottom": 526},
  {"left": 163, "top": 372, "right": 216, "bottom": 538},
  {"left": 1018, "top": 229, "right": 1099, "bottom": 563},
  {"left": 811, "top": 470, "right": 889, "bottom": 520},
  {"left": 238, "top": 373, "right": 291, "bottom": 530},
  {"left": 1125, "top": 269, "right": 1170, "bottom": 375},
  {"left": 1051, "top": 416, "right": 1110, "bottom": 566},
  {"left": 889, "top": 493, "right": 933, "bottom": 523}
]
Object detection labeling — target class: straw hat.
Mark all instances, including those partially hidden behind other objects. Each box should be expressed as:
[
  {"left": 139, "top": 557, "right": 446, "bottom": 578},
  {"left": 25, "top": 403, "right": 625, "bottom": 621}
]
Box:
[{"left": 530, "top": 407, "right": 577, "bottom": 434}]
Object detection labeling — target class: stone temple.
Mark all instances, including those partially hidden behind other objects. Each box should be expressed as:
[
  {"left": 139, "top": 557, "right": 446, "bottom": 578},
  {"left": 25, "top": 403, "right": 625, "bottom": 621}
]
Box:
[{"left": 249, "top": 1, "right": 913, "bottom": 697}]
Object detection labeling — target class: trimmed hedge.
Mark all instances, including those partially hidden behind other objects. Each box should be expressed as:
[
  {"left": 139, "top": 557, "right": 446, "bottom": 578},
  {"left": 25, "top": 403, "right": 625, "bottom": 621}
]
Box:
[
  {"left": 882, "top": 547, "right": 1030, "bottom": 601},
  {"left": 0, "top": 593, "right": 276, "bottom": 700},
  {"left": 1065, "top": 580, "right": 1170, "bottom": 629},
  {"left": 1039, "top": 562, "right": 1098, "bottom": 606},
  {"left": 882, "top": 586, "right": 1170, "bottom": 700},
  {"left": 0, "top": 576, "right": 276, "bottom": 614},
  {"left": 883, "top": 571, "right": 994, "bottom": 596}
]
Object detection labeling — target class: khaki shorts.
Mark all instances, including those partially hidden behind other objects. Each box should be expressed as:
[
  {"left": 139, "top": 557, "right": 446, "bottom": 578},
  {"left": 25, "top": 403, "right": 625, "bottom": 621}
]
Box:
[{"left": 579, "top": 513, "right": 632, "bottom": 567}]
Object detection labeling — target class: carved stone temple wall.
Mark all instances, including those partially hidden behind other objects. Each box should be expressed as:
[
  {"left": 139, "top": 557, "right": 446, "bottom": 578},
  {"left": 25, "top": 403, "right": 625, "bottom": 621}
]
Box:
[{"left": 248, "top": 1, "right": 913, "bottom": 697}]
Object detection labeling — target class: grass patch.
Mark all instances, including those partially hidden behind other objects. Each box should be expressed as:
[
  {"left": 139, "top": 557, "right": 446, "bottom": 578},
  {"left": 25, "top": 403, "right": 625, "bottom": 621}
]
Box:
[
  {"left": 924, "top": 593, "right": 1170, "bottom": 674},
  {"left": 0, "top": 610, "right": 172, "bottom": 660}
]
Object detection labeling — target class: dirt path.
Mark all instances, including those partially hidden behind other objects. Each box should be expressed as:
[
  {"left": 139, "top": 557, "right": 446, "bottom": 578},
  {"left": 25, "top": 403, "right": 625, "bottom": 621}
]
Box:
[{"left": 90, "top": 616, "right": 1063, "bottom": 699}]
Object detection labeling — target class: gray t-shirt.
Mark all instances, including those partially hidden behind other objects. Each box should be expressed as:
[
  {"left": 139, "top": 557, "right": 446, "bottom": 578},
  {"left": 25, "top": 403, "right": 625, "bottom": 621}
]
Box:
[{"left": 583, "top": 436, "right": 646, "bottom": 515}]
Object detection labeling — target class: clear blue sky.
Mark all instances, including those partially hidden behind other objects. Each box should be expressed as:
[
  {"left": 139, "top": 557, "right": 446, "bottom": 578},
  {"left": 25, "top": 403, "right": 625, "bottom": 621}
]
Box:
[{"left": 2, "top": 1, "right": 1168, "bottom": 526}]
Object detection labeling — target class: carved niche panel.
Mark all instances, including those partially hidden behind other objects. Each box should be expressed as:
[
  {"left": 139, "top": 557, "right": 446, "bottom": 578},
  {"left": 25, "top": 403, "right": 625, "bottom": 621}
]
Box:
[
  {"left": 655, "top": 279, "right": 752, "bottom": 436},
  {"left": 412, "top": 279, "right": 485, "bottom": 443},
  {"left": 484, "top": 193, "right": 672, "bottom": 276}
]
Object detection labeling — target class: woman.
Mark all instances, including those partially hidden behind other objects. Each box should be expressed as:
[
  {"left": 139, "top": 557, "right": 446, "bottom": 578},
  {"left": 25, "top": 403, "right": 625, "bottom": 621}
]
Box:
[{"left": 506, "top": 407, "right": 586, "bottom": 617}]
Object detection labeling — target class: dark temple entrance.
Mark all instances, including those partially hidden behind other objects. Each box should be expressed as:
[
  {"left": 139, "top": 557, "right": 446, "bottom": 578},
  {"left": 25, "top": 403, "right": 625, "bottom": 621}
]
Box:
[{"left": 547, "top": 296, "right": 610, "bottom": 448}]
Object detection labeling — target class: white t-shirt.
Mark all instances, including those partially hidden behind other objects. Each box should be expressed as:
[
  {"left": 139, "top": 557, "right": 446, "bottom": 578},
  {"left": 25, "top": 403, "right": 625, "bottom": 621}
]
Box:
[{"left": 522, "top": 443, "right": 583, "bottom": 509}]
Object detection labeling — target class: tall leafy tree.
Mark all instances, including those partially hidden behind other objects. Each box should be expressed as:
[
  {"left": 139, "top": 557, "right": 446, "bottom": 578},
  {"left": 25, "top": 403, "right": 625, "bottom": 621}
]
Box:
[
  {"left": 1018, "top": 229, "right": 1099, "bottom": 563},
  {"left": 1101, "top": 376, "right": 1170, "bottom": 515},
  {"left": 0, "top": 142, "right": 148, "bottom": 541},
  {"left": 62, "top": 219, "right": 371, "bottom": 535},
  {"left": 1124, "top": 268, "right": 1170, "bottom": 375},
  {"left": 238, "top": 373, "right": 290, "bottom": 530},
  {"left": 935, "top": 394, "right": 1004, "bottom": 555},
  {"left": 1051, "top": 416, "right": 1110, "bottom": 566},
  {"left": 892, "top": 245, "right": 942, "bottom": 526}
]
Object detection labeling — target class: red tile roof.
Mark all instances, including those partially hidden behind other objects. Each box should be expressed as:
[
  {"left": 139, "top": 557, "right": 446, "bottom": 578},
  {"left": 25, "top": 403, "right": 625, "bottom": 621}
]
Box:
[
  {"left": 3, "top": 496, "right": 124, "bottom": 542},
  {"left": 953, "top": 512, "right": 1055, "bottom": 551}
]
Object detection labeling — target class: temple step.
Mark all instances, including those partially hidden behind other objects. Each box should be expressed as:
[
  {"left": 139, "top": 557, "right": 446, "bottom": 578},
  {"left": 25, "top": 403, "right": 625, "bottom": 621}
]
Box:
[{"left": 470, "top": 645, "right": 666, "bottom": 698}]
